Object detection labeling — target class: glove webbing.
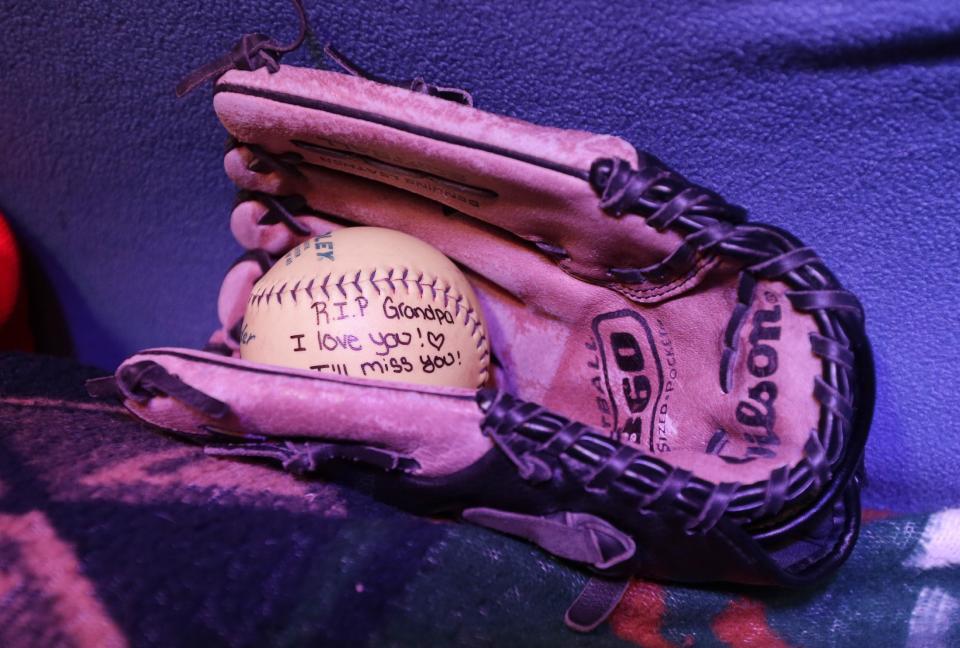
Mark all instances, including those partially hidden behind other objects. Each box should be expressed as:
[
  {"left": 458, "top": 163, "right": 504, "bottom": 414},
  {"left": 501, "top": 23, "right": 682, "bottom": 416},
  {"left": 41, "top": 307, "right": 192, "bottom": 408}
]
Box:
[{"left": 589, "top": 155, "right": 871, "bottom": 541}]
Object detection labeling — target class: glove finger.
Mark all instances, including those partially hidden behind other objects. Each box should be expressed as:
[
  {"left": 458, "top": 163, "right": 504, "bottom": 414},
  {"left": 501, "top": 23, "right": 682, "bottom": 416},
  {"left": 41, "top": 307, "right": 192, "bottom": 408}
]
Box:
[
  {"left": 224, "top": 145, "right": 589, "bottom": 309},
  {"left": 230, "top": 193, "right": 328, "bottom": 255},
  {"left": 110, "top": 347, "right": 491, "bottom": 477},
  {"left": 212, "top": 250, "right": 274, "bottom": 354},
  {"left": 214, "top": 66, "right": 709, "bottom": 294}
]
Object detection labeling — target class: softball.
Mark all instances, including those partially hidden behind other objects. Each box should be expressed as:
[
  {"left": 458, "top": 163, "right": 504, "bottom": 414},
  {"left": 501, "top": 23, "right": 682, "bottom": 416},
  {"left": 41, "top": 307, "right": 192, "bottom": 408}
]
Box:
[{"left": 239, "top": 227, "right": 490, "bottom": 388}]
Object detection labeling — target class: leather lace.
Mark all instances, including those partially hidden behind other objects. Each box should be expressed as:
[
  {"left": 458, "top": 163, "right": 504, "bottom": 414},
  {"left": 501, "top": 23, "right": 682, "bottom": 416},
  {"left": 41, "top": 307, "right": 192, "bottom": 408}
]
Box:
[
  {"left": 477, "top": 376, "right": 854, "bottom": 536},
  {"left": 175, "top": 0, "right": 308, "bottom": 97},
  {"left": 590, "top": 155, "right": 868, "bottom": 536}
]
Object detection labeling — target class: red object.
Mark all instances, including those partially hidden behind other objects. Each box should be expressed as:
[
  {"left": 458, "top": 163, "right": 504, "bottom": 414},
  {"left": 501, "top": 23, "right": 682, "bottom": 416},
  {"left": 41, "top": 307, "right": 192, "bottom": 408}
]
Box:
[{"left": 0, "top": 211, "right": 33, "bottom": 351}]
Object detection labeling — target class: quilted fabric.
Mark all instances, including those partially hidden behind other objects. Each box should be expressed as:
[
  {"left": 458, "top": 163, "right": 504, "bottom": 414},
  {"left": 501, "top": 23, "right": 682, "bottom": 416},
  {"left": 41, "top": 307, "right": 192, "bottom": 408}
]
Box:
[{"left": 1, "top": 352, "right": 958, "bottom": 646}]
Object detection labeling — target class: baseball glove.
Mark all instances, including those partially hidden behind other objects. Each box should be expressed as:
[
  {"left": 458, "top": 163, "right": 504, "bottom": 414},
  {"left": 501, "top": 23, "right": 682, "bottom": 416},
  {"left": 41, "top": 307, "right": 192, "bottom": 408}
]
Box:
[{"left": 88, "top": 4, "right": 874, "bottom": 632}]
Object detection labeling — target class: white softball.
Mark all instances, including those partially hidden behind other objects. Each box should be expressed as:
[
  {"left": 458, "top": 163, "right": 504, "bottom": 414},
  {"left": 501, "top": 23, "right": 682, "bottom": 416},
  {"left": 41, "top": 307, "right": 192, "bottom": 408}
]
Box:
[{"left": 239, "top": 227, "right": 490, "bottom": 388}]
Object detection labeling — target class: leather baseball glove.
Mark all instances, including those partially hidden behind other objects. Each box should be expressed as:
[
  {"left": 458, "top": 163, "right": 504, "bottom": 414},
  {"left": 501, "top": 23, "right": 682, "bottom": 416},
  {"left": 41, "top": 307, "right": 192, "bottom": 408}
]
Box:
[{"left": 88, "top": 4, "right": 874, "bottom": 632}]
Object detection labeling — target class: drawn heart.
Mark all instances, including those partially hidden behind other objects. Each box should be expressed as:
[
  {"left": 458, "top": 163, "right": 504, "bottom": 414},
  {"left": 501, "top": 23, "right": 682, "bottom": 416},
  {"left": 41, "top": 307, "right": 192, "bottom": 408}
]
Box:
[{"left": 427, "top": 331, "right": 445, "bottom": 351}]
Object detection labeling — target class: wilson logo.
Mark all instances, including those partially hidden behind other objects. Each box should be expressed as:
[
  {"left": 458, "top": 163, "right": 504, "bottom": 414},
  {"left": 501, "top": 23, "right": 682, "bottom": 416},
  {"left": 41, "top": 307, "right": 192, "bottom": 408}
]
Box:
[
  {"left": 735, "top": 298, "right": 781, "bottom": 446},
  {"left": 708, "top": 293, "right": 783, "bottom": 464},
  {"left": 587, "top": 311, "right": 664, "bottom": 449}
]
